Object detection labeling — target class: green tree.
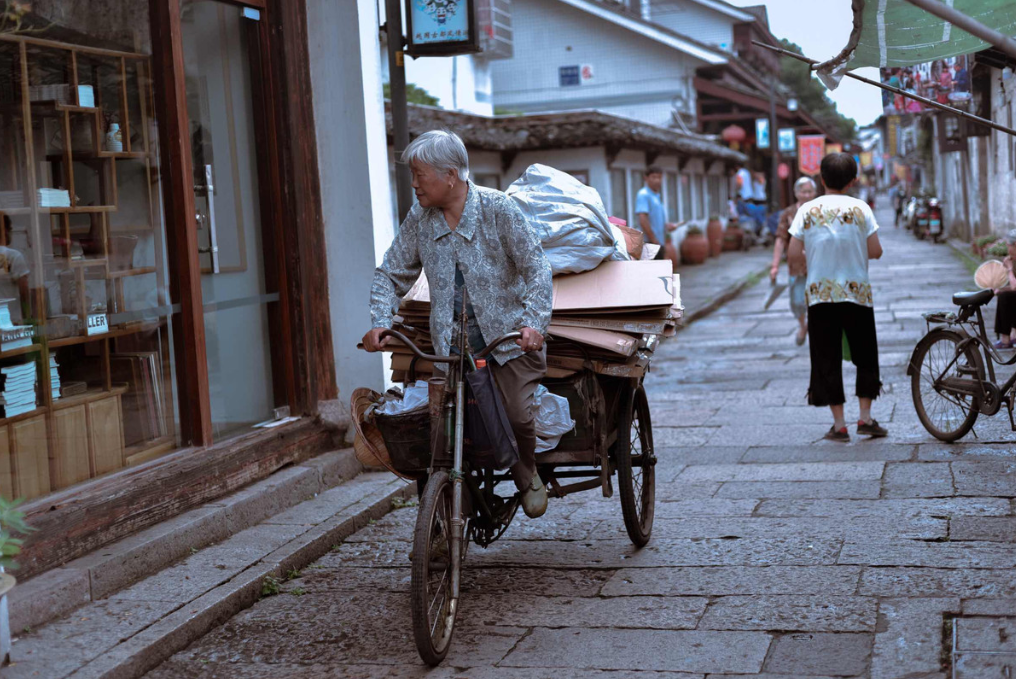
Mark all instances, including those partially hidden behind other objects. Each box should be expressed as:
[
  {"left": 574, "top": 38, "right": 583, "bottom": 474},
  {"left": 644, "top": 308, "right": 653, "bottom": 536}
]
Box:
[
  {"left": 383, "top": 83, "right": 440, "bottom": 107},
  {"left": 779, "top": 39, "right": 857, "bottom": 142}
]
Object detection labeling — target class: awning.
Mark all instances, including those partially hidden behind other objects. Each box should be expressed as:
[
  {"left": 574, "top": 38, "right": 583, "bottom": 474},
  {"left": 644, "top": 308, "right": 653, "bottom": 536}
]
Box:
[
  {"left": 819, "top": 0, "right": 1016, "bottom": 76},
  {"left": 750, "top": 0, "right": 1016, "bottom": 139}
]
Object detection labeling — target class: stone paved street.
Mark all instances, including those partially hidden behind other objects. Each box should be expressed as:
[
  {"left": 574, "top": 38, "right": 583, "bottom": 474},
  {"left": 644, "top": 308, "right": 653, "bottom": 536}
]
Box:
[{"left": 146, "top": 207, "right": 1016, "bottom": 678}]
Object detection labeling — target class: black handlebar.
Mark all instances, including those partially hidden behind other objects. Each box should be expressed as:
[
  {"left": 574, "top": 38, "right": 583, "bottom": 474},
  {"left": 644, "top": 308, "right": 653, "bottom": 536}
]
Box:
[{"left": 373, "top": 329, "right": 525, "bottom": 363}]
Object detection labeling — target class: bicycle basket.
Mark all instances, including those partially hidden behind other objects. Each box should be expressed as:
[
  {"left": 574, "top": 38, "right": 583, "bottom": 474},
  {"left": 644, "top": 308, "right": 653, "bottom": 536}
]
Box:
[
  {"left": 374, "top": 404, "right": 431, "bottom": 478},
  {"left": 350, "top": 388, "right": 425, "bottom": 480}
]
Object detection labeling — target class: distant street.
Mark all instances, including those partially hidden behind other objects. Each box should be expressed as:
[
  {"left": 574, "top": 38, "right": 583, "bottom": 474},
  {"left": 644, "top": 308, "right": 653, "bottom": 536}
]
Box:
[{"left": 146, "top": 204, "right": 1016, "bottom": 678}]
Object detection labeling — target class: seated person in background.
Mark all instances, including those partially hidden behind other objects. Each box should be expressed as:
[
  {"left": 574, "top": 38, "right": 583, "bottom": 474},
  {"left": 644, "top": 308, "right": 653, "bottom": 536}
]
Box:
[
  {"left": 0, "top": 213, "right": 30, "bottom": 322},
  {"left": 993, "top": 231, "right": 1016, "bottom": 349}
]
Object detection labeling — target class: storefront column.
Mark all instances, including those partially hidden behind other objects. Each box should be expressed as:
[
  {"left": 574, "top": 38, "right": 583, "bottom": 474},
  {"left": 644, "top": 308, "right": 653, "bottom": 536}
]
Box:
[{"left": 307, "top": 0, "right": 394, "bottom": 399}]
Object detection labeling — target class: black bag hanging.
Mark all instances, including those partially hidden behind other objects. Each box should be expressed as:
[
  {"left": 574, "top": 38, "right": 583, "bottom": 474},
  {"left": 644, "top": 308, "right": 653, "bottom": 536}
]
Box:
[{"left": 464, "top": 366, "right": 519, "bottom": 470}]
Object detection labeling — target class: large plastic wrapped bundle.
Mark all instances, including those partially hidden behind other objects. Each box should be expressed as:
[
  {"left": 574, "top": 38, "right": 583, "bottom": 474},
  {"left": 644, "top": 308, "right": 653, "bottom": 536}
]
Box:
[{"left": 506, "top": 164, "right": 629, "bottom": 275}]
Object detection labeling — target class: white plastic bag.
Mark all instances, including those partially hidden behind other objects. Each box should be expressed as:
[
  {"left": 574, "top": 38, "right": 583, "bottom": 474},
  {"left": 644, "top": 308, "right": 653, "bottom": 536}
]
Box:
[
  {"left": 374, "top": 382, "right": 429, "bottom": 417},
  {"left": 534, "top": 384, "right": 575, "bottom": 453},
  {"left": 506, "top": 164, "right": 629, "bottom": 275}
]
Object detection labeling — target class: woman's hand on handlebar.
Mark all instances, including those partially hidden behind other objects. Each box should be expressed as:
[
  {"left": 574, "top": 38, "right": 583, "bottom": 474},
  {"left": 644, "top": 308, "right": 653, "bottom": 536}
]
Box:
[
  {"left": 362, "top": 328, "right": 391, "bottom": 352},
  {"left": 516, "top": 327, "right": 544, "bottom": 352}
]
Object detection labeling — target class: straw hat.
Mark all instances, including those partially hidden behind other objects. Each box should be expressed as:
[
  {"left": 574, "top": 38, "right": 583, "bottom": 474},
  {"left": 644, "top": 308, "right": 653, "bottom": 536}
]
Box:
[
  {"left": 350, "top": 388, "right": 414, "bottom": 479},
  {"left": 975, "top": 260, "right": 1008, "bottom": 290}
]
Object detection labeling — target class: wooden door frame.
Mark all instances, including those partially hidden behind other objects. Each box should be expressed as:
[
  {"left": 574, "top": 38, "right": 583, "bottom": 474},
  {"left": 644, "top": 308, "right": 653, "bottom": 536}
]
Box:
[{"left": 149, "top": 0, "right": 334, "bottom": 445}]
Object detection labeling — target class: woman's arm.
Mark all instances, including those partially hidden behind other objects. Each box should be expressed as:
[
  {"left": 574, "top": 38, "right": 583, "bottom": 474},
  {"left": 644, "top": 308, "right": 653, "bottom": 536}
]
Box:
[
  {"left": 867, "top": 232, "right": 883, "bottom": 260},
  {"left": 788, "top": 236, "right": 806, "bottom": 272}
]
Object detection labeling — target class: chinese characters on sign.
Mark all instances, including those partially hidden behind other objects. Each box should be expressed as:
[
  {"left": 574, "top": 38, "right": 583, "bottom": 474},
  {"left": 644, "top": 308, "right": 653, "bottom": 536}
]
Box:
[
  {"left": 406, "top": 0, "right": 479, "bottom": 56},
  {"left": 798, "top": 135, "right": 825, "bottom": 176},
  {"left": 559, "top": 64, "right": 594, "bottom": 87}
]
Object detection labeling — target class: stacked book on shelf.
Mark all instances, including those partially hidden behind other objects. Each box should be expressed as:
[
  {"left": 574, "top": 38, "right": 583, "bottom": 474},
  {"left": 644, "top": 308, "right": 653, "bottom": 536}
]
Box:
[
  {"left": 111, "top": 351, "right": 166, "bottom": 447},
  {"left": 388, "top": 259, "right": 682, "bottom": 382},
  {"left": 0, "top": 298, "right": 34, "bottom": 352},
  {"left": 37, "top": 188, "right": 70, "bottom": 208},
  {"left": 0, "top": 361, "right": 37, "bottom": 418},
  {"left": 0, "top": 191, "right": 24, "bottom": 210},
  {"left": 49, "top": 356, "right": 61, "bottom": 402}
]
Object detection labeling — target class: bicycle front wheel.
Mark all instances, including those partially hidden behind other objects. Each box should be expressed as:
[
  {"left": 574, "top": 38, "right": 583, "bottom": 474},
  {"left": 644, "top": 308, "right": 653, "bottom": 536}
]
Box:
[
  {"left": 911, "top": 329, "right": 982, "bottom": 442},
  {"left": 411, "top": 471, "right": 457, "bottom": 665}
]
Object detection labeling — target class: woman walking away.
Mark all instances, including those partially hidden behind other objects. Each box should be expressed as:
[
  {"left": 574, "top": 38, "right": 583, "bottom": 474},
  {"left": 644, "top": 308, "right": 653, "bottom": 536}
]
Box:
[
  {"left": 992, "top": 231, "right": 1016, "bottom": 349},
  {"left": 789, "top": 153, "right": 886, "bottom": 442},
  {"left": 771, "top": 176, "right": 817, "bottom": 346}
]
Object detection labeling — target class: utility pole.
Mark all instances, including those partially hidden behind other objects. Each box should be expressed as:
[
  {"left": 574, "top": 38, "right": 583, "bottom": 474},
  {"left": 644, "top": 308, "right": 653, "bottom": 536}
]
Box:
[
  {"left": 385, "top": 0, "right": 414, "bottom": 223},
  {"left": 769, "top": 78, "right": 780, "bottom": 214}
]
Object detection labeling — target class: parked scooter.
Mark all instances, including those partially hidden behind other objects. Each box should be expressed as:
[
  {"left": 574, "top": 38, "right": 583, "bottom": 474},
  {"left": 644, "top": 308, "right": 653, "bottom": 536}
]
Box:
[{"left": 913, "top": 195, "right": 945, "bottom": 242}]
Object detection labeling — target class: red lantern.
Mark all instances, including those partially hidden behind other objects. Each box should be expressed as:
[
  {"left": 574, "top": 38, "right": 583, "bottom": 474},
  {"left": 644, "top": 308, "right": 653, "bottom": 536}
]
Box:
[
  {"left": 721, "top": 125, "right": 747, "bottom": 144},
  {"left": 778, "top": 162, "right": 791, "bottom": 180}
]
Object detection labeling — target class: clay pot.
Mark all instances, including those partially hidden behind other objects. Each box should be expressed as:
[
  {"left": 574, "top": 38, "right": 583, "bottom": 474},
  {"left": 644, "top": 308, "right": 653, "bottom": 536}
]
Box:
[
  {"left": 723, "top": 225, "right": 745, "bottom": 252},
  {"left": 706, "top": 217, "right": 723, "bottom": 257},
  {"left": 680, "top": 232, "right": 709, "bottom": 265}
]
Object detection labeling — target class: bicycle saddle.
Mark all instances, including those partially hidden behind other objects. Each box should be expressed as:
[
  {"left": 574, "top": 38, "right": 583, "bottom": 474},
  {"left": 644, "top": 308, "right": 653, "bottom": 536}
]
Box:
[{"left": 953, "top": 289, "right": 994, "bottom": 307}]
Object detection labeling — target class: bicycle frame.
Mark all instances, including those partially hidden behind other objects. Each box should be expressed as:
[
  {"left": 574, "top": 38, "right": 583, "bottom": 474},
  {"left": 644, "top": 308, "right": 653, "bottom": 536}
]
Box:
[{"left": 921, "top": 304, "right": 1016, "bottom": 417}]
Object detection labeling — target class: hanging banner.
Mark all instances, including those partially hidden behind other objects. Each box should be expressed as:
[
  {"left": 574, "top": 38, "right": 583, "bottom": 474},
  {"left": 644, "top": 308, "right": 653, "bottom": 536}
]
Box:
[
  {"left": 406, "top": 0, "right": 480, "bottom": 57},
  {"left": 778, "top": 128, "right": 796, "bottom": 154},
  {"left": 755, "top": 118, "right": 771, "bottom": 149},
  {"left": 860, "top": 151, "right": 873, "bottom": 169},
  {"left": 798, "top": 135, "right": 825, "bottom": 176}
]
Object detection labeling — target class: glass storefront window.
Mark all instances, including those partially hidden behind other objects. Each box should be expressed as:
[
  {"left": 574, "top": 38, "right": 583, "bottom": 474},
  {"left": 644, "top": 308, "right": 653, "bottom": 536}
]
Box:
[
  {"left": 609, "top": 168, "right": 627, "bottom": 222},
  {"left": 707, "top": 176, "right": 721, "bottom": 217},
  {"left": 665, "top": 173, "right": 678, "bottom": 223},
  {"left": 0, "top": 4, "right": 179, "bottom": 499},
  {"left": 679, "top": 174, "right": 692, "bottom": 222}
]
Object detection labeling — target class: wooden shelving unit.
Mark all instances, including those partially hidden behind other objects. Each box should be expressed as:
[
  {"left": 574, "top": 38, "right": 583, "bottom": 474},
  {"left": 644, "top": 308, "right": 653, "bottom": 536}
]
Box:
[{"left": 0, "top": 35, "right": 175, "bottom": 500}]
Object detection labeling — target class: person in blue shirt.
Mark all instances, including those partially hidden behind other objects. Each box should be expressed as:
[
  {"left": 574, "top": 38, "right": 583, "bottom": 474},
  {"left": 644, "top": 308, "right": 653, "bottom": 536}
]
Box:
[
  {"left": 635, "top": 167, "right": 666, "bottom": 247},
  {"left": 634, "top": 167, "right": 678, "bottom": 267}
]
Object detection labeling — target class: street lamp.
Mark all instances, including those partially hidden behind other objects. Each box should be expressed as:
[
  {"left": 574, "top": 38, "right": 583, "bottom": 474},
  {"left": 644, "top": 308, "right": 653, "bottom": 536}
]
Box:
[{"left": 788, "top": 97, "right": 799, "bottom": 112}]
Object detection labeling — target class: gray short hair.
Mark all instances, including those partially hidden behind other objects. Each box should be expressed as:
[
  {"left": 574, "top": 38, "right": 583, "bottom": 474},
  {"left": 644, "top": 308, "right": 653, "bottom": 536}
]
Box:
[
  {"left": 402, "top": 130, "right": 470, "bottom": 181},
  {"left": 794, "top": 176, "right": 817, "bottom": 195},
  {"left": 1006, "top": 229, "right": 1016, "bottom": 245}
]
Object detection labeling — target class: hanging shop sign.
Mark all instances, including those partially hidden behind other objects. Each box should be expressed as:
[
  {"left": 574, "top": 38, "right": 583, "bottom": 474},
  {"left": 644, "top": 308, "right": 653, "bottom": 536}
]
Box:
[
  {"left": 406, "top": 0, "right": 480, "bottom": 57},
  {"left": 755, "top": 118, "right": 770, "bottom": 149},
  {"left": 777, "top": 128, "right": 796, "bottom": 154},
  {"left": 798, "top": 135, "right": 825, "bottom": 176}
]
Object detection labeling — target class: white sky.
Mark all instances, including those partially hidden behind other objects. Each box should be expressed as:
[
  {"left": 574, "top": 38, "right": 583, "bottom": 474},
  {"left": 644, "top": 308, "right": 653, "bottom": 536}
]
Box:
[{"left": 723, "top": 0, "right": 884, "bottom": 126}]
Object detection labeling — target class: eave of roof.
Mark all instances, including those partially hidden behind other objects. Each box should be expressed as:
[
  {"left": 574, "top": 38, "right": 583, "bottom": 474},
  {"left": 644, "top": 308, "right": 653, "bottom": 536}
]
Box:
[
  {"left": 554, "top": 0, "right": 727, "bottom": 65},
  {"left": 385, "top": 102, "right": 748, "bottom": 164},
  {"left": 652, "top": 0, "right": 753, "bottom": 22}
]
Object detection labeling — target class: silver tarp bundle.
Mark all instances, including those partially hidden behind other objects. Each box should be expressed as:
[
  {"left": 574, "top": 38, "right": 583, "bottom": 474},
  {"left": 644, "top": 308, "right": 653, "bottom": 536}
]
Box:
[{"left": 506, "top": 164, "right": 628, "bottom": 276}]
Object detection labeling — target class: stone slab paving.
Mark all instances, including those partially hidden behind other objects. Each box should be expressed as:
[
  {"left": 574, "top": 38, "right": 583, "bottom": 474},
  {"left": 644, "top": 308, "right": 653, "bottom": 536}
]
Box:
[{"left": 143, "top": 212, "right": 1016, "bottom": 677}]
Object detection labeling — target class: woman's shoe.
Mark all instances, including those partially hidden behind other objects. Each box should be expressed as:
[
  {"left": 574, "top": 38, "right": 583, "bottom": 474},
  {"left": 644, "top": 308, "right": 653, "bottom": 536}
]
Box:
[
  {"left": 521, "top": 473, "right": 548, "bottom": 518},
  {"left": 995, "top": 340, "right": 1013, "bottom": 350},
  {"left": 823, "top": 425, "right": 850, "bottom": 442}
]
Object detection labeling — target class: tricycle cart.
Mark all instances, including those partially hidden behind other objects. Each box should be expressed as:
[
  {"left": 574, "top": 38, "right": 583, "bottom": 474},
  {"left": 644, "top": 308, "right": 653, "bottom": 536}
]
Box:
[{"left": 362, "top": 328, "right": 657, "bottom": 666}]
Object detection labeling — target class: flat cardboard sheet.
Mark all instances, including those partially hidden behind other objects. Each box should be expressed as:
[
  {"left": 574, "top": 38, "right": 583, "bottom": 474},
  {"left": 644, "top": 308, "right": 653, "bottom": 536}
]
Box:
[
  {"left": 548, "top": 324, "right": 637, "bottom": 356},
  {"left": 552, "top": 260, "right": 675, "bottom": 311}
]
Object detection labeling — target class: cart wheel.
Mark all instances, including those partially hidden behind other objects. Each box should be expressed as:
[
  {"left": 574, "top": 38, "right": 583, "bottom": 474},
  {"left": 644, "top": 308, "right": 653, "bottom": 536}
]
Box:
[
  {"left": 615, "top": 385, "right": 656, "bottom": 547},
  {"left": 411, "top": 471, "right": 457, "bottom": 665}
]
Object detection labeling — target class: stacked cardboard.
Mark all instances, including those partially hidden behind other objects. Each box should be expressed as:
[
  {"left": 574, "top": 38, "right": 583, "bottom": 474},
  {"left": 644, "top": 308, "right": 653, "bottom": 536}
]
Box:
[{"left": 388, "top": 260, "right": 682, "bottom": 382}]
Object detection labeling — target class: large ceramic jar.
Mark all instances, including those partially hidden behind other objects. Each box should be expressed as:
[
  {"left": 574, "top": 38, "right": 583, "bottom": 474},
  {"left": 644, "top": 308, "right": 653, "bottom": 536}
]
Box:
[
  {"left": 680, "top": 230, "right": 709, "bottom": 265},
  {"left": 723, "top": 224, "right": 745, "bottom": 252},
  {"left": 706, "top": 216, "right": 723, "bottom": 257}
]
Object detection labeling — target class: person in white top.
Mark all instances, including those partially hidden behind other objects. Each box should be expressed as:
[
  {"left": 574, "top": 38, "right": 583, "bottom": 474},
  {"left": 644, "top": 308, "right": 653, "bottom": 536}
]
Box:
[{"left": 788, "top": 153, "right": 885, "bottom": 442}]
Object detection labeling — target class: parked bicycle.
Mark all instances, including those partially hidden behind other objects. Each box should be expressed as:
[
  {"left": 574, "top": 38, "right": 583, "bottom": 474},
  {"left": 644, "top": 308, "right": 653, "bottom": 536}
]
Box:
[{"left": 909, "top": 288, "right": 1016, "bottom": 441}]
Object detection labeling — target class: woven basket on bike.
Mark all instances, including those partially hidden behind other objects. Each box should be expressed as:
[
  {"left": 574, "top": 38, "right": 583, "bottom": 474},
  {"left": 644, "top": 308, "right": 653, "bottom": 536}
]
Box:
[{"left": 350, "top": 387, "right": 422, "bottom": 480}]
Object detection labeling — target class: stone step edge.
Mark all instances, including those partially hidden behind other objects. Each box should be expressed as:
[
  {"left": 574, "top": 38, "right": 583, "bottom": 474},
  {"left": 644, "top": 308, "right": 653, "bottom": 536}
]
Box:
[
  {"left": 10, "top": 448, "right": 364, "bottom": 633},
  {"left": 68, "top": 475, "right": 414, "bottom": 679},
  {"left": 679, "top": 264, "right": 769, "bottom": 329}
]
